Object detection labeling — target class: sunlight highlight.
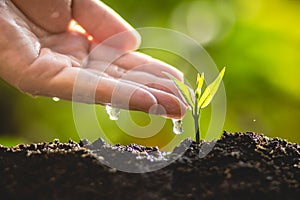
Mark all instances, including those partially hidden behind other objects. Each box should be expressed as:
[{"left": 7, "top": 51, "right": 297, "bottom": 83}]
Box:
[{"left": 68, "top": 20, "right": 86, "bottom": 34}]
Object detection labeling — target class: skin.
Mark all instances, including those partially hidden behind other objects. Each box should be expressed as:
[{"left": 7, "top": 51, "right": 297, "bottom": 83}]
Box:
[{"left": 0, "top": 0, "right": 186, "bottom": 118}]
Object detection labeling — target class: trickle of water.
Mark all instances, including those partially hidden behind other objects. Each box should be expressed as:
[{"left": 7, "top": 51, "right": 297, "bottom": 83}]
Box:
[
  {"left": 105, "top": 105, "right": 120, "bottom": 121},
  {"left": 172, "top": 119, "right": 184, "bottom": 135}
]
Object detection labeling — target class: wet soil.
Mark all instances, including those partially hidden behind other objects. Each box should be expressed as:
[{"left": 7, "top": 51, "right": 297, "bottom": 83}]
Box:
[{"left": 0, "top": 132, "right": 299, "bottom": 200}]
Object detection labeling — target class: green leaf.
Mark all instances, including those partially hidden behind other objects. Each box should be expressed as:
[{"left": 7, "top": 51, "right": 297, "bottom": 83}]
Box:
[
  {"left": 163, "top": 72, "right": 194, "bottom": 109},
  {"left": 195, "top": 73, "right": 204, "bottom": 100},
  {"left": 198, "top": 67, "right": 225, "bottom": 108}
]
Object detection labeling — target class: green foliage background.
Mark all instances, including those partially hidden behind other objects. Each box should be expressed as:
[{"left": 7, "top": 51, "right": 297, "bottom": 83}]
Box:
[{"left": 1, "top": 0, "right": 299, "bottom": 149}]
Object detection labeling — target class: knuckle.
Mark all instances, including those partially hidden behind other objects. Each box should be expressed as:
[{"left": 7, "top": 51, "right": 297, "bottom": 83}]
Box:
[{"left": 16, "top": 68, "right": 44, "bottom": 96}]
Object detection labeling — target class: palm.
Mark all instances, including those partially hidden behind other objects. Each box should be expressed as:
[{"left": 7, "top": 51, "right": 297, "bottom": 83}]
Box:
[{"left": 40, "top": 31, "right": 90, "bottom": 61}]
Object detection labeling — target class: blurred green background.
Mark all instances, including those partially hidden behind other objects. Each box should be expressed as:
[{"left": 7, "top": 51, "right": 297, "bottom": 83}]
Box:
[{"left": 1, "top": 0, "right": 299, "bottom": 149}]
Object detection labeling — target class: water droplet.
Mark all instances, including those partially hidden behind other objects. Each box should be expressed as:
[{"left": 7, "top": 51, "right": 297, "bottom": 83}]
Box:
[
  {"left": 105, "top": 105, "right": 120, "bottom": 120},
  {"left": 253, "top": 119, "right": 256, "bottom": 122},
  {"left": 52, "top": 97, "right": 60, "bottom": 102},
  {"left": 172, "top": 119, "right": 184, "bottom": 135}
]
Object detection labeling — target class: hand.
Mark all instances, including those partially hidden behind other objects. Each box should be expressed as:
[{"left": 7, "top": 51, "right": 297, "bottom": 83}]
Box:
[{"left": 0, "top": 0, "right": 186, "bottom": 118}]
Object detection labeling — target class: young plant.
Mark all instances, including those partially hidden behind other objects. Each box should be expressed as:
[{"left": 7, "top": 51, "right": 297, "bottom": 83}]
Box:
[{"left": 164, "top": 67, "right": 225, "bottom": 144}]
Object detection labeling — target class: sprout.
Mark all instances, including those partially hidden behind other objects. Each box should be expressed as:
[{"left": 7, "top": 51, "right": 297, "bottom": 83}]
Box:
[{"left": 164, "top": 67, "right": 225, "bottom": 143}]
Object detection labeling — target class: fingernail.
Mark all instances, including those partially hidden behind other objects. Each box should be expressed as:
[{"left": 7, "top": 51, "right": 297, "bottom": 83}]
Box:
[
  {"left": 130, "top": 89, "right": 157, "bottom": 112},
  {"left": 148, "top": 104, "right": 167, "bottom": 116}
]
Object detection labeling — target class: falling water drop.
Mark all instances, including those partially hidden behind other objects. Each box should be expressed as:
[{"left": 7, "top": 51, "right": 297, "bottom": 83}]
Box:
[
  {"left": 105, "top": 105, "right": 120, "bottom": 121},
  {"left": 172, "top": 119, "right": 184, "bottom": 135}
]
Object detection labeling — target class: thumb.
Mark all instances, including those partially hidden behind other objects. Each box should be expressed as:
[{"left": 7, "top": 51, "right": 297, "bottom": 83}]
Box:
[{"left": 72, "top": 0, "right": 140, "bottom": 51}]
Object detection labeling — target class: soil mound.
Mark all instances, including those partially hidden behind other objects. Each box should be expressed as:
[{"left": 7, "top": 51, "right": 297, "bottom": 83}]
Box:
[{"left": 0, "top": 132, "right": 299, "bottom": 199}]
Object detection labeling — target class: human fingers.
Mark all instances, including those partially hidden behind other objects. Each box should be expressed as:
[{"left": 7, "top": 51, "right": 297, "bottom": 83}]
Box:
[
  {"left": 86, "top": 45, "right": 186, "bottom": 104},
  {"left": 17, "top": 48, "right": 185, "bottom": 117},
  {"left": 87, "top": 45, "right": 183, "bottom": 81},
  {"left": 114, "top": 51, "right": 184, "bottom": 81},
  {"left": 84, "top": 60, "right": 182, "bottom": 99}
]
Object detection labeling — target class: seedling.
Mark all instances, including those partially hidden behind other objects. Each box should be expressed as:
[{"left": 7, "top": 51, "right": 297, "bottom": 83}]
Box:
[{"left": 164, "top": 67, "right": 225, "bottom": 144}]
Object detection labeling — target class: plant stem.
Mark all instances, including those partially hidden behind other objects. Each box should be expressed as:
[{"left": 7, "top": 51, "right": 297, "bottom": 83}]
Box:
[
  {"left": 194, "top": 98, "right": 200, "bottom": 144},
  {"left": 194, "top": 114, "right": 200, "bottom": 143}
]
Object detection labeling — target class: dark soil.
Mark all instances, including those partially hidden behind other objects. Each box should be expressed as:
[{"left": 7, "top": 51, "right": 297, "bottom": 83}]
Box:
[{"left": 0, "top": 132, "right": 299, "bottom": 200}]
